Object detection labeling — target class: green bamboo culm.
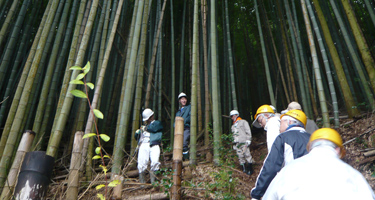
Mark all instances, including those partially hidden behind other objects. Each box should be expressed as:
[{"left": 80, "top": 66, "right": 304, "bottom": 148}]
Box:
[
  {"left": 82, "top": 0, "right": 125, "bottom": 179},
  {"left": 340, "top": 0, "right": 375, "bottom": 95},
  {"left": 130, "top": 0, "right": 151, "bottom": 157},
  {"left": 300, "top": 0, "right": 330, "bottom": 127},
  {"left": 304, "top": 0, "right": 339, "bottom": 127},
  {"left": 0, "top": 0, "right": 30, "bottom": 93},
  {"left": 170, "top": 0, "right": 176, "bottom": 144},
  {"left": 254, "top": 0, "right": 275, "bottom": 106},
  {"left": 112, "top": 0, "right": 146, "bottom": 175},
  {"left": 0, "top": 0, "right": 60, "bottom": 189},
  {"left": 329, "top": 0, "right": 375, "bottom": 110},
  {"left": 210, "top": 0, "right": 221, "bottom": 166},
  {"left": 224, "top": 0, "right": 238, "bottom": 110},
  {"left": 46, "top": 0, "right": 100, "bottom": 157},
  {"left": 0, "top": 0, "right": 20, "bottom": 48},
  {"left": 190, "top": 0, "right": 199, "bottom": 165},
  {"left": 283, "top": 0, "right": 309, "bottom": 115},
  {"left": 310, "top": 0, "right": 359, "bottom": 118},
  {"left": 179, "top": 0, "right": 187, "bottom": 93}
]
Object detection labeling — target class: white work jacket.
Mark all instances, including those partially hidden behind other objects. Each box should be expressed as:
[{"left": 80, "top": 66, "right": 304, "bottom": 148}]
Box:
[
  {"left": 263, "top": 146, "right": 375, "bottom": 200},
  {"left": 264, "top": 116, "right": 280, "bottom": 153}
]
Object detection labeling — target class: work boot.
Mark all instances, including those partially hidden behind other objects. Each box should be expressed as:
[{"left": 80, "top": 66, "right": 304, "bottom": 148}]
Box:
[
  {"left": 241, "top": 164, "right": 246, "bottom": 173},
  {"left": 139, "top": 172, "right": 146, "bottom": 183},
  {"left": 246, "top": 163, "right": 254, "bottom": 175},
  {"left": 150, "top": 171, "right": 157, "bottom": 184}
]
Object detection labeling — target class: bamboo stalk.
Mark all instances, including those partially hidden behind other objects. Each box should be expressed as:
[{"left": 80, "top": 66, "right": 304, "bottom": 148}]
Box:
[
  {"left": 66, "top": 131, "right": 84, "bottom": 200},
  {"left": 171, "top": 117, "right": 184, "bottom": 200},
  {"left": 0, "top": 131, "right": 35, "bottom": 200}
]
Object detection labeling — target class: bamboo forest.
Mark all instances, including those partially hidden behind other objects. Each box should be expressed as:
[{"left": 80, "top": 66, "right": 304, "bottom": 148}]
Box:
[{"left": 0, "top": 0, "right": 375, "bottom": 199}]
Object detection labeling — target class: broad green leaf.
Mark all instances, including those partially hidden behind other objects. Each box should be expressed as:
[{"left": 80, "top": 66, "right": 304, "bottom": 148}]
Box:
[
  {"left": 92, "top": 155, "right": 101, "bottom": 160},
  {"left": 97, "top": 193, "right": 105, "bottom": 200},
  {"left": 83, "top": 62, "right": 91, "bottom": 75},
  {"left": 69, "top": 80, "right": 84, "bottom": 85},
  {"left": 86, "top": 82, "right": 94, "bottom": 90},
  {"left": 95, "top": 147, "right": 101, "bottom": 154},
  {"left": 82, "top": 133, "right": 96, "bottom": 139},
  {"left": 76, "top": 73, "right": 85, "bottom": 80},
  {"left": 93, "top": 109, "right": 104, "bottom": 119},
  {"left": 70, "top": 66, "right": 82, "bottom": 70},
  {"left": 108, "top": 180, "right": 121, "bottom": 187},
  {"left": 100, "top": 134, "right": 110, "bottom": 142},
  {"left": 103, "top": 155, "right": 110, "bottom": 159},
  {"left": 70, "top": 89, "right": 87, "bottom": 98},
  {"left": 96, "top": 184, "right": 105, "bottom": 190}
]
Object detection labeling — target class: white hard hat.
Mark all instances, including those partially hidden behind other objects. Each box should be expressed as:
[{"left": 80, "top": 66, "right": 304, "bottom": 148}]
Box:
[
  {"left": 142, "top": 108, "right": 154, "bottom": 121},
  {"left": 230, "top": 110, "right": 239, "bottom": 116},
  {"left": 287, "top": 101, "right": 302, "bottom": 110},
  {"left": 178, "top": 92, "right": 187, "bottom": 99}
]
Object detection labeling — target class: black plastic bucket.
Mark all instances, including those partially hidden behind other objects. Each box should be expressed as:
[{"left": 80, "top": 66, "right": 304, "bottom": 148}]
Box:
[{"left": 13, "top": 151, "right": 54, "bottom": 199}]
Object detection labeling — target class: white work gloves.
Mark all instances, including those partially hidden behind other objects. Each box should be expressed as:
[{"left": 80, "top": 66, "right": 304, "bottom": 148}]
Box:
[
  {"left": 245, "top": 140, "right": 251, "bottom": 146},
  {"left": 140, "top": 125, "right": 146, "bottom": 131}
]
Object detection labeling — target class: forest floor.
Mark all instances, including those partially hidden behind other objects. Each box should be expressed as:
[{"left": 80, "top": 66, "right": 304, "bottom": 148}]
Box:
[{"left": 47, "top": 113, "right": 375, "bottom": 199}]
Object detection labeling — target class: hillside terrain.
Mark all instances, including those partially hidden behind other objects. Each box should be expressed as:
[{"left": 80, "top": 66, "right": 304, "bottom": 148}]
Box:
[{"left": 47, "top": 114, "right": 375, "bottom": 199}]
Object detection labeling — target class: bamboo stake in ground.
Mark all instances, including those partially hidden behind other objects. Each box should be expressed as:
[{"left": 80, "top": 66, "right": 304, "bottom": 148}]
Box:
[
  {"left": 171, "top": 117, "right": 184, "bottom": 200},
  {"left": 0, "top": 130, "right": 35, "bottom": 199},
  {"left": 66, "top": 131, "right": 84, "bottom": 200}
]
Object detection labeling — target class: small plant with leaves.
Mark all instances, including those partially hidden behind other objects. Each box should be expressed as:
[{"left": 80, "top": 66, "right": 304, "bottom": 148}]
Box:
[
  {"left": 153, "top": 168, "right": 174, "bottom": 195},
  {"left": 206, "top": 168, "right": 245, "bottom": 200},
  {"left": 70, "top": 62, "right": 120, "bottom": 200}
]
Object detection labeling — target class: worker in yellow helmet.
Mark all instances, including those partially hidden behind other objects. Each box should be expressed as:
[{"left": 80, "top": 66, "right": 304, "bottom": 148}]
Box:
[
  {"left": 251, "top": 110, "right": 311, "bottom": 200},
  {"left": 263, "top": 128, "right": 375, "bottom": 200},
  {"left": 252, "top": 105, "right": 280, "bottom": 153},
  {"left": 281, "top": 101, "right": 319, "bottom": 134}
]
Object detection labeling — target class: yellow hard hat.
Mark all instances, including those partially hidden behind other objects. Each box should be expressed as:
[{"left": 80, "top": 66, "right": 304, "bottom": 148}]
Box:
[
  {"left": 307, "top": 128, "right": 345, "bottom": 158},
  {"left": 280, "top": 109, "right": 307, "bottom": 127},
  {"left": 254, "top": 105, "right": 274, "bottom": 119}
]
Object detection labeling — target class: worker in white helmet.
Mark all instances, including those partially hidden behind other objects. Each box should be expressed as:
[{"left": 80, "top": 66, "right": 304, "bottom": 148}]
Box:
[
  {"left": 176, "top": 92, "right": 191, "bottom": 160},
  {"left": 281, "top": 101, "right": 318, "bottom": 134},
  {"left": 135, "top": 108, "right": 163, "bottom": 184},
  {"left": 230, "top": 110, "right": 254, "bottom": 175},
  {"left": 263, "top": 128, "right": 375, "bottom": 200},
  {"left": 252, "top": 105, "right": 280, "bottom": 153}
]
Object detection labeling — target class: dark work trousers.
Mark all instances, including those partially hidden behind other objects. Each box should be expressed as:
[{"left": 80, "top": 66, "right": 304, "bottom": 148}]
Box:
[{"left": 183, "top": 128, "right": 190, "bottom": 152}]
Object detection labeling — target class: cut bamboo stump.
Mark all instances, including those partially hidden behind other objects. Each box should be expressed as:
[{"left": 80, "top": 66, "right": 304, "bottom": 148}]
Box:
[
  {"left": 171, "top": 117, "right": 184, "bottom": 200},
  {"left": 66, "top": 131, "right": 84, "bottom": 200},
  {"left": 0, "top": 130, "right": 35, "bottom": 199}
]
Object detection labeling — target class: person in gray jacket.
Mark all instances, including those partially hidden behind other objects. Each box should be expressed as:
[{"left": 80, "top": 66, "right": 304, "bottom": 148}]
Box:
[
  {"left": 230, "top": 110, "right": 254, "bottom": 175},
  {"left": 176, "top": 92, "right": 191, "bottom": 160}
]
